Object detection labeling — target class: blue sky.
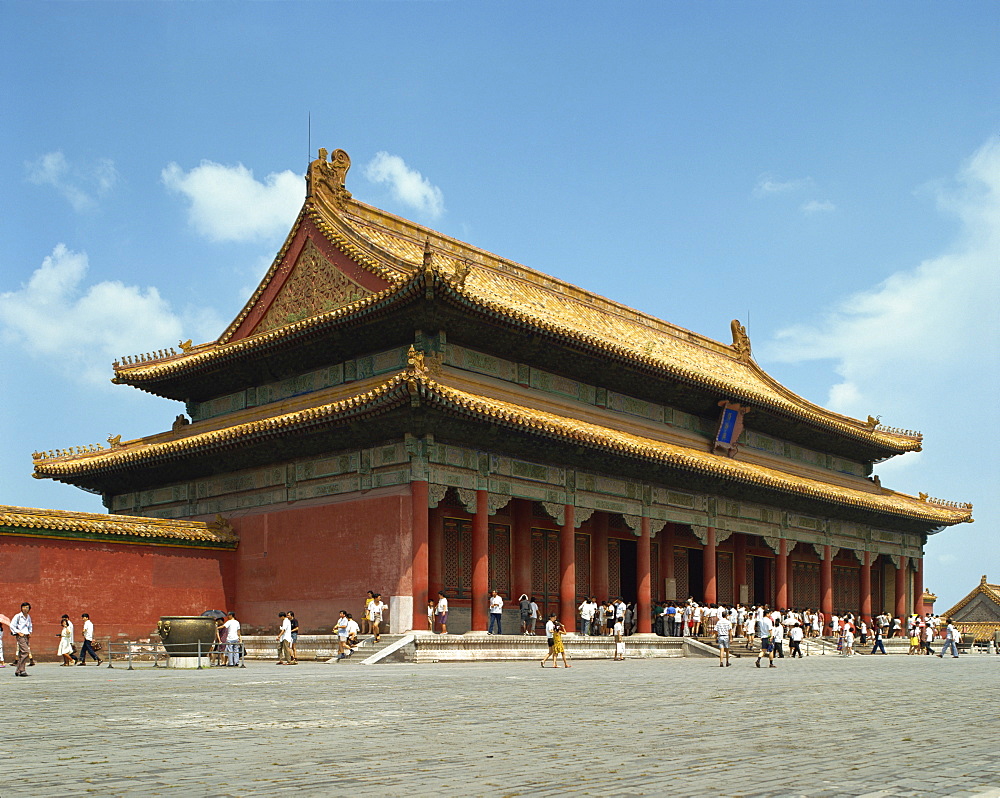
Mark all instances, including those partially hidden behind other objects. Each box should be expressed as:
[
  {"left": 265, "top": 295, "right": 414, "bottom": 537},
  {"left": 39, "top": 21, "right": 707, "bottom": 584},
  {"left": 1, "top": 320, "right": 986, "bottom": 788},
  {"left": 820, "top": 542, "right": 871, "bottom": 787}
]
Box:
[{"left": 2, "top": 2, "right": 997, "bottom": 610}]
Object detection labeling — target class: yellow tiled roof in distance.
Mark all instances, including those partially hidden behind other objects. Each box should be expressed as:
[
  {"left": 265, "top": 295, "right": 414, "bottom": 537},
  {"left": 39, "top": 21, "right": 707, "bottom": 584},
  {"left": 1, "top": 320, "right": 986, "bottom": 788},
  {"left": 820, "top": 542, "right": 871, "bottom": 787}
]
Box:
[{"left": 0, "top": 505, "right": 238, "bottom": 549}]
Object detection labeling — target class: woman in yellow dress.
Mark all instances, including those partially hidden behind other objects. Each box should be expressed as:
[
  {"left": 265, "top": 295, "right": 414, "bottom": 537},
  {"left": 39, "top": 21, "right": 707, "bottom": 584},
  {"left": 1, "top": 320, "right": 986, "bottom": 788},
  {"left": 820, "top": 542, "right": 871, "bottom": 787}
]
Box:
[
  {"left": 361, "top": 591, "right": 374, "bottom": 635},
  {"left": 540, "top": 614, "right": 571, "bottom": 668}
]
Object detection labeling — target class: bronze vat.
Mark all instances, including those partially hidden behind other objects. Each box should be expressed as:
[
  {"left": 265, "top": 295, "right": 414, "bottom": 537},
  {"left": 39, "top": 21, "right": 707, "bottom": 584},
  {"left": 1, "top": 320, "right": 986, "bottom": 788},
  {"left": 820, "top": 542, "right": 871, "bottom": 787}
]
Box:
[{"left": 156, "top": 615, "right": 218, "bottom": 657}]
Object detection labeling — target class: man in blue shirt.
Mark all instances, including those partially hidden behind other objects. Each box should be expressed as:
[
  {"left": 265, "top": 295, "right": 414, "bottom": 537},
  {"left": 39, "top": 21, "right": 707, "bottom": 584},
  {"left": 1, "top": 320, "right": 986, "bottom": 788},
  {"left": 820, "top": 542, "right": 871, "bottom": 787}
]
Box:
[{"left": 10, "top": 603, "right": 32, "bottom": 677}]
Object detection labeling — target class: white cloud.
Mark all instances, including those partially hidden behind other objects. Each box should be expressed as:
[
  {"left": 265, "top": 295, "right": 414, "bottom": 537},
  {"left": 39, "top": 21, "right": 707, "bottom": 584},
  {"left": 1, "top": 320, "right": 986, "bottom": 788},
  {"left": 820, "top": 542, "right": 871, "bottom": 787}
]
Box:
[
  {"left": 162, "top": 161, "right": 303, "bottom": 243},
  {"left": 801, "top": 199, "right": 836, "bottom": 214},
  {"left": 753, "top": 173, "right": 813, "bottom": 198},
  {"left": 767, "top": 138, "right": 1000, "bottom": 420},
  {"left": 364, "top": 152, "right": 444, "bottom": 219},
  {"left": 0, "top": 245, "right": 222, "bottom": 384},
  {"left": 25, "top": 151, "right": 120, "bottom": 212}
]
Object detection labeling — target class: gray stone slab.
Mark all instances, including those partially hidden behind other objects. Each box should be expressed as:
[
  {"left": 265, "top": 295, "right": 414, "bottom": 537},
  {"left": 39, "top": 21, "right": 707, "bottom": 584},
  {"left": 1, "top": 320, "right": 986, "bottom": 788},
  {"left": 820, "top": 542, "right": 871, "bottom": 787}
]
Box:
[{"left": 2, "top": 653, "right": 998, "bottom": 795}]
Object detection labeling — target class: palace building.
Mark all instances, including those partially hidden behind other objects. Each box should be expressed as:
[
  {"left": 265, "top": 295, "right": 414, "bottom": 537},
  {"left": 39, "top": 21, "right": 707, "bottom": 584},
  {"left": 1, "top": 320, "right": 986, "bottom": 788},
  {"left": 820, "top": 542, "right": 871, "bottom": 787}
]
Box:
[{"left": 27, "top": 148, "right": 973, "bottom": 636}]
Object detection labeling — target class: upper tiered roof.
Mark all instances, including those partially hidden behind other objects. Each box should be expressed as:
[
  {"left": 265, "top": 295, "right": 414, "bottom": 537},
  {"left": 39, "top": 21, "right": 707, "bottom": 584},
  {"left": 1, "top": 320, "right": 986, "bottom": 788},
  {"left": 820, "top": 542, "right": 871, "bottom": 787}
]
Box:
[{"left": 110, "top": 148, "right": 921, "bottom": 461}]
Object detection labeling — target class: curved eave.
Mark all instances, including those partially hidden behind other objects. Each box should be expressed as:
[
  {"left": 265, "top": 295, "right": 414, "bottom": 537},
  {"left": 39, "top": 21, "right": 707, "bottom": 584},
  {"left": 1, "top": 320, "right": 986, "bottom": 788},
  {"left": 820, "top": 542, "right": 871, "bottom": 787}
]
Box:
[
  {"left": 413, "top": 379, "right": 968, "bottom": 528},
  {"left": 110, "top": 266, "right": 918, "bottom": 459},
  {"left": 0, "top": 505, "right": 238, "bottom": 549},
  {"left": 35, "top": 372, "right": 970, "bottom": 529},
  {"left": 35, "top": 375, "right": 415, "bottom": 480},
  {"left": 111, "top": 281, "right": 423, "bottom": 397},
  {"left": 434, "top": 280, "right": 920, "bottom": 458}
]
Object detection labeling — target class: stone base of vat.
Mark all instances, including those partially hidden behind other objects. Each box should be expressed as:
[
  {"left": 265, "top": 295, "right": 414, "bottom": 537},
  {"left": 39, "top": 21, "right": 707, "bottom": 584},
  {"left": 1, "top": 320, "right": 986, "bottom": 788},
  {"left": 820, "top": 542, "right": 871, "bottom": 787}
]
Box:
[{"left": 167, "top": 656, "right": 207, "bottom": 669}]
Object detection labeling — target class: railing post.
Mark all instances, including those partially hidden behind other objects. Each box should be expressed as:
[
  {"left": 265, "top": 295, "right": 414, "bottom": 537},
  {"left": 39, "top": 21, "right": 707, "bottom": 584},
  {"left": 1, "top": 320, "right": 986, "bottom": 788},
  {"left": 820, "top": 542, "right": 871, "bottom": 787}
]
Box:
[
  {"left": 197, "top": 640, "right": 203, "bottom": 669},
  {"left": 106, "top": 638, "right": 113, "bottom": 668},
  {"left": 127, "top": 640, "right": 134, "bottom": 671}
]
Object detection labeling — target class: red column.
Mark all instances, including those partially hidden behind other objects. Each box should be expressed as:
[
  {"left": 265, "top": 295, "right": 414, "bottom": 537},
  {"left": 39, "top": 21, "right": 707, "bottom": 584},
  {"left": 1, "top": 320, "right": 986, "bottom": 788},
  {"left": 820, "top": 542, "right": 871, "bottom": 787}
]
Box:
[
  {"left": 592, "top": 512, "right": 609, "bottom": 601},
  {"left": 820, "top": 545, "right": 833, "bottom": 620},
  {"left": 559, "top": 505, "right": 576, "bottom": 632},
  {"left": 637, "top": 517, "right": 652, "bottom": 633},
  {"left": 512, "top": 499, "right": 532, "bottom": 599},
  {"left": 471, "top": 489, "right": 489, "bottom": 632},
  {"left": 860, "top": 551, "right": 872, "bottom": 623},
  {"left": 733, "top": 533, "right": 747, "bottom": 605},
  {"left": 913, "top": 557, "right": 924, "bottom": 615},
  {"left": 703, "top": 527, "right": 717, "bottom": 604},
  {"left": 660, "top": 523, "right": 675, "bottom": 601},
  {"left": 411, "top": 480, "right": 429, "bottom": 631},
  {"left": 894, "top": 557, "right": 907, "bottom": 620},
  {"left": 428, "top": 505, "right": 443, "bottom": 600},
  {"left": 776, "top": 539, "right": 788, "bottom": 609}
]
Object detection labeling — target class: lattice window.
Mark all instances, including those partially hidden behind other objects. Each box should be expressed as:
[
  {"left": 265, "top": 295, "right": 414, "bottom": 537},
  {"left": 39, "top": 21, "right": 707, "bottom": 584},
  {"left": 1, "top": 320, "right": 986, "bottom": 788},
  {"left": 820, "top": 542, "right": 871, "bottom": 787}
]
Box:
[
  {"left": 675, "top": 548, "right": 689, "bottom": 602},
  {"left": 608, "top": 539, "right": 621, "bottom": 598},
  {"left": 717, "top": 552, "right": 733, "bottom": 605},
  {"left": 531, "top": 528, "right": 560, "bottom": 615},
  {"left": 575, "top": 534, "right": 591, "bottom": 600},
  {"left": 745, "top": 558, "right": 755, "bottom": 605},
  {"left": 489, "top": 523, "right": 511, "bottom": 597},
  {"left": 793, "top": 561, "right": 820, "bottom": 610},
  {"left": 833, "top": 565, "right": 860, "bottom": 615},
  {"left": 651, "top": 541, "right": 660, "bottom": 602},
  {"left": 443, "top": 517, "right": 472, "bottom": 598}
]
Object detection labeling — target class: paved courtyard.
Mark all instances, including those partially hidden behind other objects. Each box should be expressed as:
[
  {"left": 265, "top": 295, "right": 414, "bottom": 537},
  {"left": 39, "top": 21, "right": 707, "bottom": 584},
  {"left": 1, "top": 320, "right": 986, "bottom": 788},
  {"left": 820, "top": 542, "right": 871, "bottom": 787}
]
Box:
[{"left": 4, "top": 650, "right": 999, "bottom": 797}]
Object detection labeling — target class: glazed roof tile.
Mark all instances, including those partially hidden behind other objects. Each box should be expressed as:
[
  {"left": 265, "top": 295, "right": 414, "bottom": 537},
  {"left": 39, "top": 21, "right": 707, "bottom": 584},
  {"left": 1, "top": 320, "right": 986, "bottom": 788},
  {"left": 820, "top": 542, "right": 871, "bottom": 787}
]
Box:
[
  {"left": 110, "top": 151, "right": 921, "bottom": 455},
  {"left": 34, "top": 366, "right": 971, "bottom": 528},
  {"left": 0, "top": 505, "right": 238, "bottom": 548}
]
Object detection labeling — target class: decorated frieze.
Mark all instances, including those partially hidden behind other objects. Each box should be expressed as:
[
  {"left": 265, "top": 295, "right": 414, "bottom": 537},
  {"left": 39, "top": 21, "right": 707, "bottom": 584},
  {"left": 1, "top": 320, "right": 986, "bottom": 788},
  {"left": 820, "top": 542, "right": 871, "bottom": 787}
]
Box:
[
  {"left": 189, "top": 347, "right": 408, "bottom": 423},
  {"left": 442, "top": 343, "right": 869, "bottom": 479}
]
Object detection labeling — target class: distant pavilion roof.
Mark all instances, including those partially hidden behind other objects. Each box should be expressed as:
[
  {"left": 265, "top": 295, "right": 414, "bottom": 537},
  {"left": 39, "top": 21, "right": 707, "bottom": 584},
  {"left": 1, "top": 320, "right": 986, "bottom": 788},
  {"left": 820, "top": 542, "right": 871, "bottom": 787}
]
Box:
[{"left": 0, "top": 505, "right": 238, "bottom": 550}]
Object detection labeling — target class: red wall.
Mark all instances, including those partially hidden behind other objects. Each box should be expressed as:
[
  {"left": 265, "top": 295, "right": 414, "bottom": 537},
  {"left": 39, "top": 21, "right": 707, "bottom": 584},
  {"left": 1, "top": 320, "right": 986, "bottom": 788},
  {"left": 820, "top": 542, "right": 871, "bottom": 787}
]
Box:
[
  {"left": 231, "top": 488, "right": 412, "bottom": 633},
  {"left": 0, "top": 535, "right": 234, "bottom": 657}
]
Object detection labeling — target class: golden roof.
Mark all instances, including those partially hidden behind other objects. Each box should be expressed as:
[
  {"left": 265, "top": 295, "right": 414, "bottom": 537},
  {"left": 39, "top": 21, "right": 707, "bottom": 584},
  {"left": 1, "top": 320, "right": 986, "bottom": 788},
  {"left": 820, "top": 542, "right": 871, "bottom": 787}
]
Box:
[
  {"left": 940, "top": 575, "right": 1000, "bottom": 622},
  {"left": 110, "top": 149, "right": 922, "bottom": 456},
  {"left": 0, "top": 505, "right": 238, "bottom": 549},
  {"left": 35, "top": 360, "right": 972, "bottom": 528}
]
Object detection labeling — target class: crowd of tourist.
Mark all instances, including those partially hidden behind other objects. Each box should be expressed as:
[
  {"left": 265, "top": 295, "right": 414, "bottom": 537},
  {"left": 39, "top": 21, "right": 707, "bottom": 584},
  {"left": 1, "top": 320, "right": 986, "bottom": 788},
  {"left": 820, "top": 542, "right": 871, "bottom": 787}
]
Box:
[{"left": 657, "top": 598, "right": 966, "bottom": 666}]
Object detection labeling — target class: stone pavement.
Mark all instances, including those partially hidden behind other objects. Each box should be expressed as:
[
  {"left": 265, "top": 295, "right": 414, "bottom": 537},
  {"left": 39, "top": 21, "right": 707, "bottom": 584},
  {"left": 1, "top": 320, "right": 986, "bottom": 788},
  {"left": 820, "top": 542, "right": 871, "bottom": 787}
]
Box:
[{"left": 3, "top": 651, "right": 999, "bottom": 797}]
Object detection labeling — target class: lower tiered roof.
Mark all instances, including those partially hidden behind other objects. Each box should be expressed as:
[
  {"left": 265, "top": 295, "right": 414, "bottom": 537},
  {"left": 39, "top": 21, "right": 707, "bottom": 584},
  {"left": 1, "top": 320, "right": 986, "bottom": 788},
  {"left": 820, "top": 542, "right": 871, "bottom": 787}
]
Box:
[{"left": 32, "top": 356, "right": 972, "bottom": 530}]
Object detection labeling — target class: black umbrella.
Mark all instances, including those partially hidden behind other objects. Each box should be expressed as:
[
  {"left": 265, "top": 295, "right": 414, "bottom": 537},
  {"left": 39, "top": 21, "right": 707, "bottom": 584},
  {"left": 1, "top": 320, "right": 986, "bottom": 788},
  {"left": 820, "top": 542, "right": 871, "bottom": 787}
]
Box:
[{"left": 202, "top": 610, "right": 226, "bottom": 620}]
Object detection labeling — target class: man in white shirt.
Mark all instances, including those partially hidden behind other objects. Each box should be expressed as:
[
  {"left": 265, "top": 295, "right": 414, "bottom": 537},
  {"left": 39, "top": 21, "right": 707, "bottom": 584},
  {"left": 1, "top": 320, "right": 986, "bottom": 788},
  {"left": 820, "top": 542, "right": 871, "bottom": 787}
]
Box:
[
  {"left": 755, "top": 615, "right": 776, "bottom": 668},
  {"left": 938, "top": 619, "right": 960, "bottom": 658},
  {"left": 369, "top": 593, "right": 386, "bottom": 642},
  {"left": 714, "top": 613, "right": 733, "bottom": 667},
  {"left": 78, "top": 613, "right": 102, "bottom": 666},
  {"left": 436, "top": 592, "right": 449, "bottom": 635},
  {"left": 276, "top": 612, "right": 294, "bottom": 664},
  {"left": 613, "top": 618, "right": 626, "bottom": 660},
  {"left": 11, "top": 603, "right": 33, "bottom": 676},
  {"left": 771, "top": 618, "right": 785, "bottom": 658},
  {"left": 344, "top": 614, "right": 361, "bottom": 655},
  {"left": 789, "top": 622, "right": 805, "bottom": 657},
  {"left": 529, "top": 597, "right": 539, "bottom": 635},
  {"left": 578, "top": 597, "right": 596, "bottom": 637},
  {"left": 487, "top": 590, "right": 504, "bottom": 635},
  {"left": 223, "top": 612, "right": 242, "bottom": 666}
]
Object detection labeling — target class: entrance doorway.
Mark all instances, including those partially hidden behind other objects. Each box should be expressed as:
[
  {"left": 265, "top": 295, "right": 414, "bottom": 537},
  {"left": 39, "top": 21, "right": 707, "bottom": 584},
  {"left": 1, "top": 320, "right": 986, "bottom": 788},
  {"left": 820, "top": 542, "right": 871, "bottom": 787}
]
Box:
[
  {"left": 752, "top": 556, "right": 771, "bottom": 606},
  {"left": 618, "top": 538, "right": 637, "bottom": 602},
  {"left": 687, "top": 547, "right": 704, "bottom": 602}
]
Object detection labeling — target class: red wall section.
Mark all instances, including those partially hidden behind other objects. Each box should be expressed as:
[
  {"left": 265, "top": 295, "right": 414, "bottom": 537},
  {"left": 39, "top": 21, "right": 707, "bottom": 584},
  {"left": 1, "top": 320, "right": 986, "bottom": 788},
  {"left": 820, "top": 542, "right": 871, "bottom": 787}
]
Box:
[
  {"left": 0, "top": 536, "right": 233, "bottom": 658},
  {"left": 232, "top": 489, "right": 412, "bottom": 634}
]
